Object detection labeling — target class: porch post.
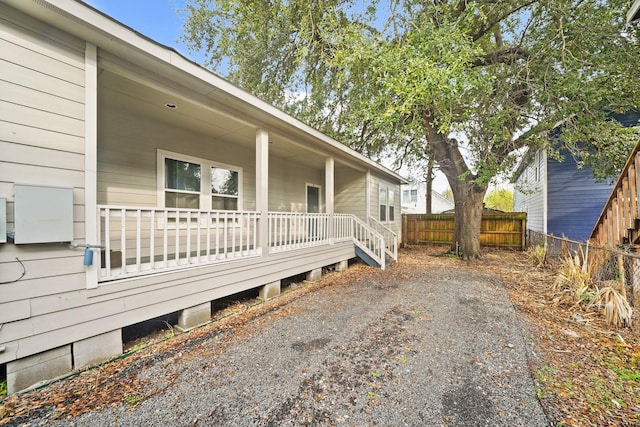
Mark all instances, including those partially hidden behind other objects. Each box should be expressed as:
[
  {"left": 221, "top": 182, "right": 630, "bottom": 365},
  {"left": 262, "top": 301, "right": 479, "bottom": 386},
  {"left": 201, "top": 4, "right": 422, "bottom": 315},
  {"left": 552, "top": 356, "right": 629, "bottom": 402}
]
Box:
[
  {"left": 325, "top": 157, "right": 334, "bottom": 243},
  {"left": 256, "top": 129, "right": 269, "bottom": 253}
]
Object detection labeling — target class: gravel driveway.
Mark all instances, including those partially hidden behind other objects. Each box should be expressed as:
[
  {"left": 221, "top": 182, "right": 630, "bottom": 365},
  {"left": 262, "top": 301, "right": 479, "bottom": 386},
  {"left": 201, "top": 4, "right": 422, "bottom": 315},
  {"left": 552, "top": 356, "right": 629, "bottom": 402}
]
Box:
[{"left": 6, "top": 249, "right": 549, "bottom": 426}]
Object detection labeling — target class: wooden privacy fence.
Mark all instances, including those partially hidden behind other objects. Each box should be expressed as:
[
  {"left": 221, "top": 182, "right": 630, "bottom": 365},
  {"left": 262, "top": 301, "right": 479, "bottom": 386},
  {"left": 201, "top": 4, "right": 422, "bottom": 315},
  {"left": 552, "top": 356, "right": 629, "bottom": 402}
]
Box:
[{"left": 402, "top": 212, "right": 527, "bottom": 250}]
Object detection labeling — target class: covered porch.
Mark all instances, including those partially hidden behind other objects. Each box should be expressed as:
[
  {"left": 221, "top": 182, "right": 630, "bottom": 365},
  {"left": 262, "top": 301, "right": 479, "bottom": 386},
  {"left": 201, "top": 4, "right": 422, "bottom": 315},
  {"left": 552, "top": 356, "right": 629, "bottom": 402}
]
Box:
[{"left": 91, "top": 59, "right": 399, "bottom": 286}]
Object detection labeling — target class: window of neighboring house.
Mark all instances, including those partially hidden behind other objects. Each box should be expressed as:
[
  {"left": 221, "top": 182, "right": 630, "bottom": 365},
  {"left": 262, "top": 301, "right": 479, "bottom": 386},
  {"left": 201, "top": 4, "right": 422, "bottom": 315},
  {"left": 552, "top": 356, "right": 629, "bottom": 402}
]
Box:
[
  {"left": 388, "top": 189, "right": 395, "bottom": 222},
  {"left": 410, "top": 189, "right": 417, "bottom": 203},
  {"left": 379, "top": 186, "right": 387, "bottom": 222},
  {"left": 159, "top": 150, "right": 242, "bottom": 211},
  {"left": 537, "top": 149, "right": 543, "bottom": 182},
  {"left": 534, "top": 151, "right": 540, "bottom": 182}
]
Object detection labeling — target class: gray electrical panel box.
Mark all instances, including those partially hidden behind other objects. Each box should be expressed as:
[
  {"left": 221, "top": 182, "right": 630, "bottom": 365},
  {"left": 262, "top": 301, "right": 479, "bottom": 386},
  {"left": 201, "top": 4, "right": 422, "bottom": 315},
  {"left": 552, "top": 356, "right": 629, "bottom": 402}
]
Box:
[
  {"left": 14, "top": 184, "right": 74, "bottom": 244},
  {"left": 0, "top": 198, "right": 6, "bottom": 244}
]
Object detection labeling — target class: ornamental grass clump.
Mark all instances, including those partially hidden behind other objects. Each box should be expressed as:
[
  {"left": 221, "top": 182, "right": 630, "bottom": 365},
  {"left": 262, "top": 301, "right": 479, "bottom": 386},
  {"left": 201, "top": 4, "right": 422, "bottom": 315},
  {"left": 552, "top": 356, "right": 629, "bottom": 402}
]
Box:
[
  {"left": 591, "top": 281, "right": 633, "bottom": 328},
  {"left": 551, "top": 245, "right": 594, "bottom": 307}
]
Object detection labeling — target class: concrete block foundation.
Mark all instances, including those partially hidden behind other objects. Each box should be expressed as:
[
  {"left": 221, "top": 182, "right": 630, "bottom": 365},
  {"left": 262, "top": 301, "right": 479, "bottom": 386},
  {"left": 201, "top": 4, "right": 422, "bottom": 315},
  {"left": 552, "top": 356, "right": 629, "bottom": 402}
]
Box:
[
  {"left": 259, "top": 280, "right": 281, "bottom": 300},
  {"left": 306, "top": 267, "right": 322, "bottom": 283},
  {"left": 73, "top": 329, "right": 122, "bottom": 369},
  {"left": 176, "top": 302, "right": 211, "bottom": 332},
  {"left": 7, "top": 345, "right": 72, "bottom": 394},
  {"left": 335, "top": 260, "right": 348, "bottom": 272}
]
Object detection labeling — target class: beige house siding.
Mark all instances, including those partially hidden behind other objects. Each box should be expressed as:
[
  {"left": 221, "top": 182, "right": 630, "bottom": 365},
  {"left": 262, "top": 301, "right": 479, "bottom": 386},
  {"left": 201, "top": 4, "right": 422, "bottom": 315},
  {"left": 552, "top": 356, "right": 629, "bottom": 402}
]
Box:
[
  {"left": 97, "top": 106, "right": 257, "bottom": 209},
  {"left": 0, "top": 2, "right": 86, "bottom": 341},
  {"left": 269, "top": 156, "right": 324, "bottom": 213},
  {"left": 335, "top": 166, "right": 366, "bottom": 219},
  {"left": 369, "top": 173, "right": 402, "bottom": 236}
]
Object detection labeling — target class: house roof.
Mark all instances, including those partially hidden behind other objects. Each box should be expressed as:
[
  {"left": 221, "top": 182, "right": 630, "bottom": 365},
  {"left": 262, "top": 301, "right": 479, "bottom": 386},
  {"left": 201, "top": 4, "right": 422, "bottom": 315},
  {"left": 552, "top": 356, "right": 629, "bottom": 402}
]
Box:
[
  {"left": 628, "top": 0, "right": 640, "bottom": 22},
  {"left": 4, "top": 0, "right": 406, "bottom": 184}
]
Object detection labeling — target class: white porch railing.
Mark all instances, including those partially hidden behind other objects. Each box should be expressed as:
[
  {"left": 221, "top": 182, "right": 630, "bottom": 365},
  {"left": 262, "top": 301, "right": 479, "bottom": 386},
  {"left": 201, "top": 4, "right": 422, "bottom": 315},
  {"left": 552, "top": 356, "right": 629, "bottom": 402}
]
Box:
[
  {"left": 267, "top": 212, "right": 386, "bottom": 268},
  {"left": 98, "top": 206, "right": 260, "bottom": 282},
  {"left": 268, "top": 212, "right": 331, "bottom": 251},
  {"left": 97, "top": 207, "right": 390, "bottom": 282},
  {"left": 369, "top": 216, "right": 399, "bottom": 261},
  {"left": 352, "top": 215, "right": 386, "bottom": 270}
]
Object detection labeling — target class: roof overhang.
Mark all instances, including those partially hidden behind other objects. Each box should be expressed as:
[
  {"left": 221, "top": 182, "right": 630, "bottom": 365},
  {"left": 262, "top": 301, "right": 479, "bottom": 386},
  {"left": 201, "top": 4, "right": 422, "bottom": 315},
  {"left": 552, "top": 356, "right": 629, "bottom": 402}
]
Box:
[
  {"left": 2, "top": 0, "right": 406, "bottom": 184},
  {"left": 629, "top": 0, "right": 640, "bottom": 22}
]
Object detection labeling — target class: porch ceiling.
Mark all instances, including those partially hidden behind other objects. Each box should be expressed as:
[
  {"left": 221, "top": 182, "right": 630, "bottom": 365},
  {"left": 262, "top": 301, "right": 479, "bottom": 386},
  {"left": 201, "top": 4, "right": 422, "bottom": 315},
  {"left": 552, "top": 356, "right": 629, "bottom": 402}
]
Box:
[{"left": 98, "top": 70, "right": 330, "bottom": 169}]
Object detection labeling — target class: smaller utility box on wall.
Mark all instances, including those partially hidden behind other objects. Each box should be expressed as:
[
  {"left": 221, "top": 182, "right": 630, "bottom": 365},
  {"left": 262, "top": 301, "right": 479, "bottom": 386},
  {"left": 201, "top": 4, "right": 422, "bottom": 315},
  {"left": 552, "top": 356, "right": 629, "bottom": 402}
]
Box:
[{"left": 14, "top": 184, "right": 74, "bottom": 244}]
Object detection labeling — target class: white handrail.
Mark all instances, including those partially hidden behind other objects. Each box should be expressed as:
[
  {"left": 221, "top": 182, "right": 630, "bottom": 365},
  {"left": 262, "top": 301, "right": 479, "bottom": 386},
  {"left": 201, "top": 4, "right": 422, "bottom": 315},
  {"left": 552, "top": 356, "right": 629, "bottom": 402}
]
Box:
[
  {"left": 368, "top": 216, "right": 398, "bottom": 261},
  {"left": 352, "top": 215, "right": 386, "bottom": 270}
]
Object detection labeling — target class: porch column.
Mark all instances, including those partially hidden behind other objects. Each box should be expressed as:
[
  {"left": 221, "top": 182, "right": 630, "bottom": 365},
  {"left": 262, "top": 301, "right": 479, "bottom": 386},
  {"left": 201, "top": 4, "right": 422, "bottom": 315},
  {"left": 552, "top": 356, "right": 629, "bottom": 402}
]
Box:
[
  {"left": 325, "top": 157, "right": 334, "bottom": 242},
  {"left": 256, "top": 129, "right": 269, "bottom": 252}
]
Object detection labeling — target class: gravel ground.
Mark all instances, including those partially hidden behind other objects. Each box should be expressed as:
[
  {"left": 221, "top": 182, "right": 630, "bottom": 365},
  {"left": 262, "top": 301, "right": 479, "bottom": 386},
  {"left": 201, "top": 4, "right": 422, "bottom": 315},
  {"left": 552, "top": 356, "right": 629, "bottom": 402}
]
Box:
[{"left": 6, "top": 251, "right": 549, "bottom": 426}]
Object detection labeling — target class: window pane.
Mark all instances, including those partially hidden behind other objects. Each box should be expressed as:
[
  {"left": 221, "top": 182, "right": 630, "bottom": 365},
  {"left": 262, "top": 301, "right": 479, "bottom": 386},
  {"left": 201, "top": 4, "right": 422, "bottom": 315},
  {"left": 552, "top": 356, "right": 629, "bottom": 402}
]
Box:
[
  {"left": 211, "top": 168, "right": 238, "bottom": 196},
  {"left": 379, "top": 187, "right": 387, "bottom": 204},
  {"left": 212, "top": 196, "right": 238, "bottom": 210},
  {"left": 165, "top": 192, "right": 199, "bottom": 209},
  {"left": 389, "top": 190, "right": 395, "bottom": 205},
  {"left": 380, "top": 205, "right": 386, "bottom": 221},
  {"left": 165, "top": 158, "right": 201, "bottom": 191},
  {"left": 389, "top": 206, "right": 395, "bottom": 222}
]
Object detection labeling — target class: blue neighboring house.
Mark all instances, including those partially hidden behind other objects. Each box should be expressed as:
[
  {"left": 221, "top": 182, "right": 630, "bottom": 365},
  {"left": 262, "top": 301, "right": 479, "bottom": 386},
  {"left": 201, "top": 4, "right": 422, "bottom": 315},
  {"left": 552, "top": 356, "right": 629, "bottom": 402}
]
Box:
[{"left": 513, "top": 112, "right": 639, "bottom": 241}]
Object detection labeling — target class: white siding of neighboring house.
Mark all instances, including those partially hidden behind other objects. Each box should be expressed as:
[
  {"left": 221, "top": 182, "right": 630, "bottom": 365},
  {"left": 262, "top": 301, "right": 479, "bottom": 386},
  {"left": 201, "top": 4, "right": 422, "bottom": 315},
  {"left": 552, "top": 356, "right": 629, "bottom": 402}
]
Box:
[
  {"left": 513, "top": 150, "right": 546, "bottom": 234},
  {"left": 401, "top": 183, "right": 454, "bottom": 214}
]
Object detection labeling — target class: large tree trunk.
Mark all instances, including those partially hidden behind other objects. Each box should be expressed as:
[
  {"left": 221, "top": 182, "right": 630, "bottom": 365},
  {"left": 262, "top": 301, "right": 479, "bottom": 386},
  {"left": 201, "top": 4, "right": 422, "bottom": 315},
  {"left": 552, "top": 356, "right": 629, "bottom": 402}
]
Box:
[
  {"left": 425, "top": 155, "right": 434, "bottom": 214},
  {"left": 423, "top": 112, "right": 488, "bottom": 259},
  {"left": 450, "top": 180, "right": 488, "bottom": 259}
]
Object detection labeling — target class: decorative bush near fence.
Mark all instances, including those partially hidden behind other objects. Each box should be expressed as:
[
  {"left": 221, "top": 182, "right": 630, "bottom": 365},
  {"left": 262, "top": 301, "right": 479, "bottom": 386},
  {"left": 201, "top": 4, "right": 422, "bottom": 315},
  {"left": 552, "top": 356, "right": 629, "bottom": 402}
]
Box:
[
  {"left": 528, "top": 230, "right": 639, "bottom": 326},
  {"left": 402, "top": 212, "right": 526, "bottom": 250}
]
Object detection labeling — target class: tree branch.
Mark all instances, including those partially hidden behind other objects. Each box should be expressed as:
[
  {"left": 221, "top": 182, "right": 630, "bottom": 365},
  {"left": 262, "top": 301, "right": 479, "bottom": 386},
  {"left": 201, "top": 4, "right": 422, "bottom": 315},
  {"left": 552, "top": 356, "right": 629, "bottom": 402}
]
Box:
[{"left": 472, "top": 46, "right": 530, "bottom": 67}]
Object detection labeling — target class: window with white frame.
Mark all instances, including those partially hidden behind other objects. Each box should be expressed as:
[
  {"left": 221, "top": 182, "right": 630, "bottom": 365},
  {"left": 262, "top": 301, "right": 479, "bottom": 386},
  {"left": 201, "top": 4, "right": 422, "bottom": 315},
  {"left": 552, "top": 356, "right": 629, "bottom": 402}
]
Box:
[
  {"left": 388, "top": 189, "right": 395, "bottom": 222},
  {"left": 158, "top": 150, "right": 242, "bottom": 211},
  {"left": 403, "top": 189, "right": 417, "bottom": 203},
  {"left": 379, "top": 186, "right": 387, "bottom": 222}
]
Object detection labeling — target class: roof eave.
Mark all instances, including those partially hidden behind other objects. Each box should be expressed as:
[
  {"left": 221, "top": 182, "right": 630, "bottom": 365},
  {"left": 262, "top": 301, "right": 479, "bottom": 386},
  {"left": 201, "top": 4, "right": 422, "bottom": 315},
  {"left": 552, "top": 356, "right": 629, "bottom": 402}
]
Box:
[{"left": 628, "top": 0, "right": 640, "bottom": 22}]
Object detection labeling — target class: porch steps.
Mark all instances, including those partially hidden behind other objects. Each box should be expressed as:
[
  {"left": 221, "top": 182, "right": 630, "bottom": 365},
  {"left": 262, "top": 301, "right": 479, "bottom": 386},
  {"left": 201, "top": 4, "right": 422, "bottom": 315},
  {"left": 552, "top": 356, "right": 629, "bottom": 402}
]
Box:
[{"left": 354, "top": 245, "right": 393, "bottom": 268}]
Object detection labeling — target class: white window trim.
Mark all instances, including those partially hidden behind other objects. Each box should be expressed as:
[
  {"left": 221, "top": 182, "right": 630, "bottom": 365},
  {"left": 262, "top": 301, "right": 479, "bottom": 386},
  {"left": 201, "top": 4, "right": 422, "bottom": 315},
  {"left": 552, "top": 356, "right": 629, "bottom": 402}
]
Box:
[
  {"left": 157, "top": 149, "right": 243, "bottom": 211},
  {"left": 378, "top": 183, "right": 397, "bottom": 224},
  {"left": 388, "top": 188, "right": 396, "bottom": 223},
  {"left": 379, "top": 185, "right": 387, "bottom": 223}
]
